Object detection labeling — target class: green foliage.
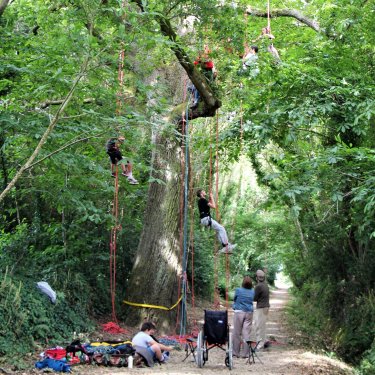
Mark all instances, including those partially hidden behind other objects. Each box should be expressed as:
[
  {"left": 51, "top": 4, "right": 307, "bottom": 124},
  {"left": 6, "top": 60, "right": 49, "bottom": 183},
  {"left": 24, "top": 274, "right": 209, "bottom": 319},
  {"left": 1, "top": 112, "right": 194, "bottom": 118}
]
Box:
[
  {"left": 1, "top": 0, "right": 375, "bottom": 371},
  {"left": 0, "top": 271, "right": 94, "bottom": 365},
  {"left": 359, "top": 339, "right": 375, "bottom": 375}
]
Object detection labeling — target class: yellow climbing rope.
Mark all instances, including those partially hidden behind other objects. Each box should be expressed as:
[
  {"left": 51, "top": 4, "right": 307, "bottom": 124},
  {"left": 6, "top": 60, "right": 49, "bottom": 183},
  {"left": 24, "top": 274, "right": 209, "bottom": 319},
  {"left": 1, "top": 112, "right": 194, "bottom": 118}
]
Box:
[{"left": 123, "top": 296, "right": 182, "bottom": 311}]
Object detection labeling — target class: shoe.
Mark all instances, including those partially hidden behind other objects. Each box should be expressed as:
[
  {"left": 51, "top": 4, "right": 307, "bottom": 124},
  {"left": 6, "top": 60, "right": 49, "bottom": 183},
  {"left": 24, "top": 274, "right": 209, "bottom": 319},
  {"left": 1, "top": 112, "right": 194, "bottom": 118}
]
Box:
[
  {"left": 121, "top": 172, "right": 129, "bottom": 177},
  {"left": 128, "top": 177, "right": 139, "bottom": 185},
  {"left": 111, "top": 173, "right": 116, "bottom": 178},
  {"left": 219, "top": 243, "right": 237, "bottom": 254},
  {"left": 219, "top": 246, "right": 233, "bottom": 254},
  {"left": 162, "top": 351, "right": 170, "bottom": 362}
]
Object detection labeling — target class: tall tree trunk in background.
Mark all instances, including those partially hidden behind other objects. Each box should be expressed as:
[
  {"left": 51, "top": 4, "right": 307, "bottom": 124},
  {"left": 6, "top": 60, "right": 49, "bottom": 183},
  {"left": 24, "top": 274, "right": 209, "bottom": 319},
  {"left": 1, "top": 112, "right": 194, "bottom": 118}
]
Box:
[{"left": 125, "top": 126, "right": 183, "bottom": 331}]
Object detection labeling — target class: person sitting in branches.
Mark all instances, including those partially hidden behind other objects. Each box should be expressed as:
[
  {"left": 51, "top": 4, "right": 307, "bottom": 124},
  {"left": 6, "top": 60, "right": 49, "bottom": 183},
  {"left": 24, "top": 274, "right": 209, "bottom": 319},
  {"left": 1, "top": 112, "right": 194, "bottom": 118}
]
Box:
[
  {"left": 241, "top": 44, "right": 260, "bottom": 77},
  {"left": 194, "top": 44, "right": 217, "bottom": 82},
  {"left": 196, "top": 189, "right": 237, "bottom": 254},
  {"left": 106, "top": 136, "right": 139, "bottom": 184}
]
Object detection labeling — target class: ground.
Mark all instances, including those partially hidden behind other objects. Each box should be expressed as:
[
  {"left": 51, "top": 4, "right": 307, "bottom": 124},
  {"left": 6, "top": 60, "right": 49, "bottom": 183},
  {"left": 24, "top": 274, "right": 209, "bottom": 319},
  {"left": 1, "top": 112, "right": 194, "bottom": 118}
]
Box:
[{"left": 8, "top": 284, "right": 355, "bottom": 375}]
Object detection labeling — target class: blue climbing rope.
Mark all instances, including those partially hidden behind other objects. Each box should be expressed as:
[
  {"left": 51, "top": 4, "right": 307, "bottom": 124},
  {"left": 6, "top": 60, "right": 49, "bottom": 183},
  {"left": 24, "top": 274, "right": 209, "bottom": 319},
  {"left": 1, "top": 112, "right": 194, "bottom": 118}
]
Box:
[{"left": 179, "top": 99, "right": 191, "bottom": 336}]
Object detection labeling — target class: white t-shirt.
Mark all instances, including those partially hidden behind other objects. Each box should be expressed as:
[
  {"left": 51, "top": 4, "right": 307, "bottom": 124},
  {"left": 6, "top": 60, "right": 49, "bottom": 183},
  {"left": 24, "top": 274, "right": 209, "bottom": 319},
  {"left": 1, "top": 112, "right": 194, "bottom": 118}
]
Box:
[{"left": 132, "top": 331, "right": 154, "bottom": 348}]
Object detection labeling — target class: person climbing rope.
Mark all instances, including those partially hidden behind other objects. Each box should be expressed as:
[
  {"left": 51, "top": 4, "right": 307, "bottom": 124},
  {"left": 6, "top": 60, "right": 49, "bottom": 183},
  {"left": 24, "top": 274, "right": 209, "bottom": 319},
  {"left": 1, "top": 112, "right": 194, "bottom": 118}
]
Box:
[
  {"left": 196, "top": 189, "right": 236, "bottom": 254},
  {"left": 106, "top": 136, "right": 139, "bottom": 184},
  {"left": 267, "top": 43, "right": 280, "bottom": 61}
]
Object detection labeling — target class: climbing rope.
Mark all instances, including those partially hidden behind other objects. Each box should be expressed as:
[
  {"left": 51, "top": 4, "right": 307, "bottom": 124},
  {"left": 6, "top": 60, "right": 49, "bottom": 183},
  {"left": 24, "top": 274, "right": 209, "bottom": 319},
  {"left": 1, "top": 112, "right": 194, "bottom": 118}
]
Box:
[
  {"left": 108, "top": 39, "right": 126, "bottom": 322},
  {"left": 175, "top": 79, "right": 193, "bottom": 336},
  {"left": 216, "top": 111, "right": 230, "bottom": 309},
  {"left": 180, "top": 96, "right": 191, "bottom": 336},
  {"left": 123, "top": 296, "right": 183, "bottom": 311},
  {"left": 209, "top": 115, "right": 220, "bottom": 309},
  {"left": 188, "top": 171, "right": 198, "bottom": 329},
  {"left": 267, "top": 0, "right": 271, "bottom": 31},
  {"left": 109, "top": 165, "right": 120, "bottom": 322}
]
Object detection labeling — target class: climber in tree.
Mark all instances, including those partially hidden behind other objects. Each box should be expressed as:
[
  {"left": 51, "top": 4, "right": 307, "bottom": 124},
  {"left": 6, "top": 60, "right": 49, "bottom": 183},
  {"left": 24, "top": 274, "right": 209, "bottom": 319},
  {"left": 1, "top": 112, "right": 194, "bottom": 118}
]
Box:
[
  {"left": 194, "top": 44, "right": 217, "bottom": 82},
  {"left": 196, "top": 189, "right": 237, "bottom": 254},
  {"left": 252, "top": 26, "right": 275, "bottom": 43},
  {"left": 106, "top": 136, "right": 139, "bottom": 184}
]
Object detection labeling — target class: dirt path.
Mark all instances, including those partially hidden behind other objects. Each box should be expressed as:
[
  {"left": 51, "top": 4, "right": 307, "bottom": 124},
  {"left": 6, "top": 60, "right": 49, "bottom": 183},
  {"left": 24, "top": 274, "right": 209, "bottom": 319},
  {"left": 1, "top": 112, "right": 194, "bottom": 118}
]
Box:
[{"left": 71, "top": 287, "right": 354, "bottom": 375}]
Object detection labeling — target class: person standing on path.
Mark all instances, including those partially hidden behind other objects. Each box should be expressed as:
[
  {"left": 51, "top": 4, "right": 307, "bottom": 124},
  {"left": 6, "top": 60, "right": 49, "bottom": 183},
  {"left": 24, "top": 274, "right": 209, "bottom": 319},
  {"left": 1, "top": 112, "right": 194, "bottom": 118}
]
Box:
[
  {"left": 232, "top": 275, "right": 255, "bottom": 358},
  {"left": 249, "top": 269, "right": 270, "bottom": 348}
]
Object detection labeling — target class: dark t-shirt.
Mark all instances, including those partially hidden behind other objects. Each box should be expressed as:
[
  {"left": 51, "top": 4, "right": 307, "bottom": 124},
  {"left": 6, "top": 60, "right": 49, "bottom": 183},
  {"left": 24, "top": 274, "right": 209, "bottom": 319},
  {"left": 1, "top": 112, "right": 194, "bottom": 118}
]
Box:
[
  {"left": 254, "top": 281, "right": 270, "bottom": 308},
  {"left": 106, "top": 138, "right": 118, "bottom": 152},
  {"left": 198, "top": 198, "right": 210, "bottom": 219}
]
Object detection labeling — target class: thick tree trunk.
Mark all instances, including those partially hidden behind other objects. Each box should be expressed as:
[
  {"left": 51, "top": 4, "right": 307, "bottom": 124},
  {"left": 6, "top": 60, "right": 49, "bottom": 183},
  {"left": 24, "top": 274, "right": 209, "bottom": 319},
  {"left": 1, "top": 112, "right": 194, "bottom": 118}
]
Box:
[
  {"left": 124, "top": 2, "right": 222, "bottom": 332},
  {"left": 124, "top": 127, "right": 183, "bottom": 331}
]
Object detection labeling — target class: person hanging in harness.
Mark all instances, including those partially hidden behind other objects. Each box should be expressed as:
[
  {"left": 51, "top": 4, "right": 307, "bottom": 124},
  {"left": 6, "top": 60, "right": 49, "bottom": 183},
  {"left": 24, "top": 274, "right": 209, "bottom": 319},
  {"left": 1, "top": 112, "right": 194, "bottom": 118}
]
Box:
[
  {"left": 196, "top": 189, "right": 237, "bottom": 254},
  {"left": 106, "top": 136, "right": 139, "bottom": 184},
  {"left": 241, "top": 44, "right": 260, "bottom": 77}
]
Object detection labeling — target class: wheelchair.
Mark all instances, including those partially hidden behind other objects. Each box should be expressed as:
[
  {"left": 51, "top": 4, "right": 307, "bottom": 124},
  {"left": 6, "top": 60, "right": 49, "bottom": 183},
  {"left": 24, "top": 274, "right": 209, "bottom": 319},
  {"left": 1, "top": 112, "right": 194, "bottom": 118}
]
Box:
[{"left": 195, "top": 310, "right": 233, "bottom": 370}]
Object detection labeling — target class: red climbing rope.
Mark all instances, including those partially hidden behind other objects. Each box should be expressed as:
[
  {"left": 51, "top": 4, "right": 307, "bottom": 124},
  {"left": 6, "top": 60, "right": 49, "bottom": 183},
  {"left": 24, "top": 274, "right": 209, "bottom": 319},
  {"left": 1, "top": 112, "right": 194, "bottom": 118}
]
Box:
[
  {"left": 109, "top": 166, "right": 120, "bottom": 322},
  {"left": 209, "top": 115, "right": 220, "bottom": 309},
  {"left": 108, "top": 37, "right": 126, "bottom": 322}
]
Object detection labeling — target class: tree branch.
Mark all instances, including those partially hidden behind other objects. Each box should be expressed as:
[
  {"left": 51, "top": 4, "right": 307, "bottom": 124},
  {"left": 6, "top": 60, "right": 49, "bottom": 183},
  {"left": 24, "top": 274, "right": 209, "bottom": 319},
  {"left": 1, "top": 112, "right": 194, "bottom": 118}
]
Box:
[
  {"left": 0, "top": 0, "right": 10, "bottom": 18},
  {"left": 39, "top": 97, "right": 97, "bottom": 109},
  {"left": 0, "top": 57, "right": 90, "bottom": 204},
  {"left": 246, "top": 6, "right": 322, "bottom": 35},
  {"left": 25, "top": 131, "right": 108, "bottom": 170},
  {"left": 132, "top": 0, "right": 221, "bottom": 123}
]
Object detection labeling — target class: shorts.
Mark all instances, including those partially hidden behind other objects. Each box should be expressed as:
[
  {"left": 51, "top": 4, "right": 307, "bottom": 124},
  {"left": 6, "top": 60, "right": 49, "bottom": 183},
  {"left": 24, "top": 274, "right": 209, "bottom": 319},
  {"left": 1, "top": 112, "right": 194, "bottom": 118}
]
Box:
[
  {"left": 107, "top": 150, "right": 122, "bottom": 164},
  {"left": 147, "top": 346, "right": 157, "bottom": 360}
]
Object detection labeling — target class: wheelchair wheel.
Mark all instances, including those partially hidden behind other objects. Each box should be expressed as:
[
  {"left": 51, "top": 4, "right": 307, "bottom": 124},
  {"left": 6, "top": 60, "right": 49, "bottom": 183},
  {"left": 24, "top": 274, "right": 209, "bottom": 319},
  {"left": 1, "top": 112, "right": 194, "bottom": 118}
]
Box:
[{"left": 196, "top": 330, "right": 204, "bottom": 368}]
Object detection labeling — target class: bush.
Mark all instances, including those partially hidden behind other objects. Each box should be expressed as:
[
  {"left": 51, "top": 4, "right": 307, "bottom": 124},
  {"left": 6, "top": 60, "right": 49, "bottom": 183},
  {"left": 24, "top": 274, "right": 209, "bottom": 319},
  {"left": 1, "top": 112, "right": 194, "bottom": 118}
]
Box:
[
  {"left": 358, "top": 339, "right": 375, "bottom": 375},
  {"left": 0, "top": 271, "right": 94, "bottom": 366}
]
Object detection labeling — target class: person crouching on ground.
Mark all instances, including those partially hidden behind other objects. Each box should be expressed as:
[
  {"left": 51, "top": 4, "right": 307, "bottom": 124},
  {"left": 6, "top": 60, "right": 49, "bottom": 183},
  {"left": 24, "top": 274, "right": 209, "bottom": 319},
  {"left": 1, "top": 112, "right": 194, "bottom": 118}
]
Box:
[
  {"left": 196, "top": 189, "right": 237, "bottom": 254},
  {"left": 132, "top": 322, "right": 173, "bottom": 363}
]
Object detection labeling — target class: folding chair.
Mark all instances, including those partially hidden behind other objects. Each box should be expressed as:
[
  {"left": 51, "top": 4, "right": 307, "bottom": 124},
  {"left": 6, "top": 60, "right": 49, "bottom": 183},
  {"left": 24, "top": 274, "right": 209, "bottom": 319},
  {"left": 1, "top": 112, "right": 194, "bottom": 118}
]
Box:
[
  {"left": 182, "top": 338, "right": 197, "bottom": 362},
  {"left": 245, "top": 341, "right": 263, "bottom": 365}
]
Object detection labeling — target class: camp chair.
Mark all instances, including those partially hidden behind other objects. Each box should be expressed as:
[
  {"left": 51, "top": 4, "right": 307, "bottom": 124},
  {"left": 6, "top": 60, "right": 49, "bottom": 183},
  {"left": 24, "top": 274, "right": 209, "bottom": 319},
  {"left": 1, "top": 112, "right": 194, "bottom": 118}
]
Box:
[
  {"left": 195, "top": 310, "right": 233, "bottom": 370},
  {"left": 182, "top": 337, "right": 197, "bottom": 362},
  {"left": 245, "top": 340, "right": 263, "bottom": 365}
]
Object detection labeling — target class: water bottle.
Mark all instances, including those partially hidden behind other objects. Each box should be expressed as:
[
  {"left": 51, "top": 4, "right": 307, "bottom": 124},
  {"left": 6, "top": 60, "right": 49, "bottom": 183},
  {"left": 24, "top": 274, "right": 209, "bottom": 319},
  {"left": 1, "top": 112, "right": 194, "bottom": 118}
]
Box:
[{"left": 128, "top": 355, "right": 133, "bottom": 368}]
